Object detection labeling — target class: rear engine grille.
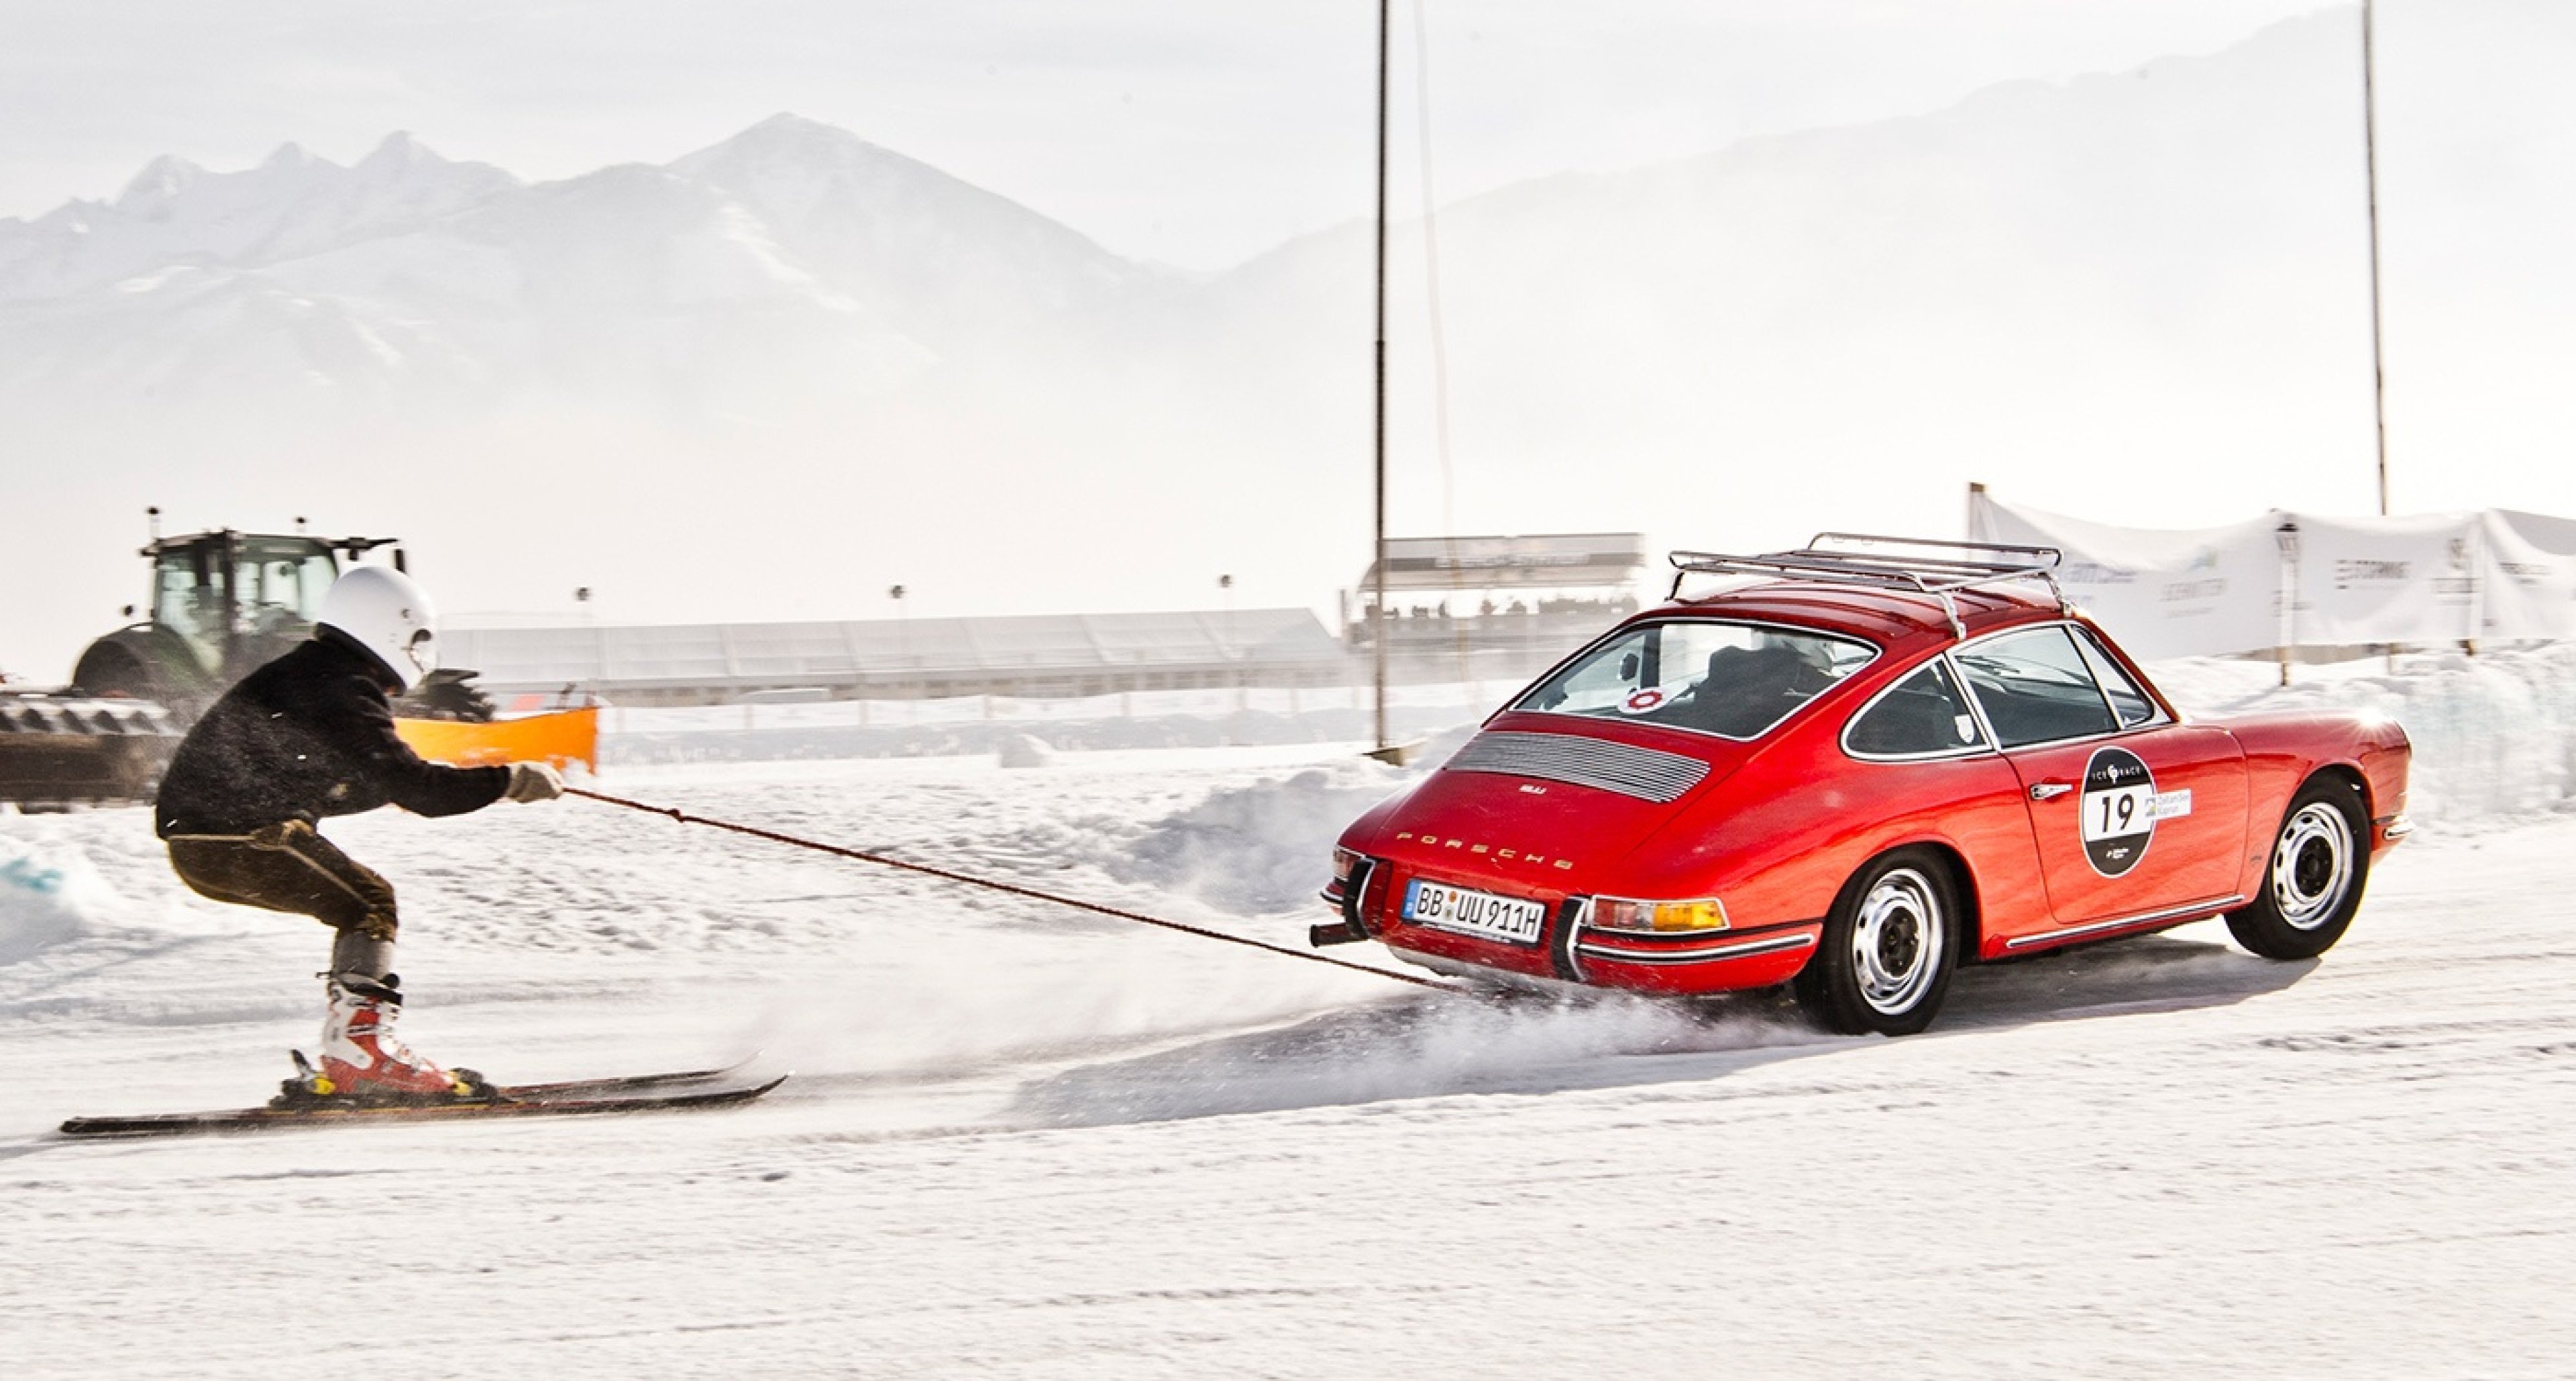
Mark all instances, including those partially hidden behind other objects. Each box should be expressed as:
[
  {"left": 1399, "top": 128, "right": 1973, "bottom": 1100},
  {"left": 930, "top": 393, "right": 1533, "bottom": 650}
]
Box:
[{"left": 1443, "top": 731, "right": 1710, "bottom": 803}]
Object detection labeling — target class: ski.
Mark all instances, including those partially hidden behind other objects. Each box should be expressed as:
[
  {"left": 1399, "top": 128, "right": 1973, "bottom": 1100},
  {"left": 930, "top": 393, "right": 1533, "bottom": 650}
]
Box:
[
  {"left": 57, "top": 1075, "right": 787, "bottom": 1139},
  {"left": 490, "top": 1055, "right": 767, "bottom": 1101}
]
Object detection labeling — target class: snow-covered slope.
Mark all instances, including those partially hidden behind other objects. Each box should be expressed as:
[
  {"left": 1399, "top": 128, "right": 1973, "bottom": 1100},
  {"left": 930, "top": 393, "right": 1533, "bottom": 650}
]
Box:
[{"left": 1, "top": 648, "right": 2570, "bottom": 1377}]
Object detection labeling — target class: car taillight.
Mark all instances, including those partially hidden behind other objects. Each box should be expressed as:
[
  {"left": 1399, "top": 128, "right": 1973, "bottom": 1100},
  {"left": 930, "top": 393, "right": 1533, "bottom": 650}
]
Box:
[
  {"left": 1324, "top": 848, "right": 1369, "bottom": 905},
  {"left": 1589, "top": 896, "right": 1731, "bottom": 933},
  {"left": 1332, "top": 848, "right": 1364, "bottom": 885}
]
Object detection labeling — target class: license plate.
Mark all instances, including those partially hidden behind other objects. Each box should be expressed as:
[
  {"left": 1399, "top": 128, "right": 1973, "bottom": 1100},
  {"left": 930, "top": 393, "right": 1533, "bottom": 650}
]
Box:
[{"left": 1402, "top": 878, "right": 1548, "bottom": 945}]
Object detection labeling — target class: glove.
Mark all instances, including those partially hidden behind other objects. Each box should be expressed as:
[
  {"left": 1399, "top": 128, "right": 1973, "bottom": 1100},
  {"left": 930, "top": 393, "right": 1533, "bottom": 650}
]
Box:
[{"left": 505, "top": 761, "right": 566, "bottom": 804}]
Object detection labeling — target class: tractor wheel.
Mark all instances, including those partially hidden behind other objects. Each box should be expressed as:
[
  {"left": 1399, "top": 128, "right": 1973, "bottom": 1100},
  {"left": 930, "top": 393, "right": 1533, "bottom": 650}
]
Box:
[{"left": 70, "top": 642, "right": 156, "bottom": 701}]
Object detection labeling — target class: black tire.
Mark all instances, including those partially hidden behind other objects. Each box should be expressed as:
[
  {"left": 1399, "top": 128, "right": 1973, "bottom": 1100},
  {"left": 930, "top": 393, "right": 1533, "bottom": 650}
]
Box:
[
  {"left": 69, "top": 641, "right": 157, "bottom": 701},
  {"left": 2227, "top": 776, "right": 2369, "bottom": 960},
  {"left": 1795, "top": 848, "right": 1964, "bottom": 1036}
]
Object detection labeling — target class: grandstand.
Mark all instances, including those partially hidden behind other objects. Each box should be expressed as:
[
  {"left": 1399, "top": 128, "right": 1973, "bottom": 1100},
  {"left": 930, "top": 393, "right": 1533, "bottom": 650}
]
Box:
[
  {"left": 444, "top": 608, "right": 1346, "bottom": 707},
  {"left": 1346, "top": 533, "right": 1650, "bottom": 678}
]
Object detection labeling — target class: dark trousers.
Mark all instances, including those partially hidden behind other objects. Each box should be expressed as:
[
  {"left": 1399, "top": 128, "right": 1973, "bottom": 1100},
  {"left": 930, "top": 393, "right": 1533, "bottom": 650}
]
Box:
[{"left": 166, "top": 821, "right": 400, "bottom": 940}]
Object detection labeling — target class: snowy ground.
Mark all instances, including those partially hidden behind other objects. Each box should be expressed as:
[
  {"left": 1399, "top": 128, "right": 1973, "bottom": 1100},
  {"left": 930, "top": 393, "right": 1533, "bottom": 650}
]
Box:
[{"left": 3, "top": 653, "right": 2574, "bottom": 1378}]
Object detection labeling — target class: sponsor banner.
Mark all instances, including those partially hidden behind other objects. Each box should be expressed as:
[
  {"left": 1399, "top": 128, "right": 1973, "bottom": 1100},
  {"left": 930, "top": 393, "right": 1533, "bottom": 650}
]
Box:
[
  {"left": 1968, "top": 490, "right": 2576, "bottom": 657},
  {"left": 1968, "top": 494, "right": 2284, "bottom": 658},
  {"left": 2479, "top": 509, "right": 2576, "bottom": 642},
  {"left": 2286, "top": 511, "right": 2481, "bottom": 650}
]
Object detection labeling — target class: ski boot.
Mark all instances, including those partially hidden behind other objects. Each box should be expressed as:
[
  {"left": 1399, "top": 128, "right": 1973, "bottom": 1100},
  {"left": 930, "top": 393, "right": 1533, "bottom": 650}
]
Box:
[{"left": 276, "top": 974, "right": 491, "bottom": 1107}]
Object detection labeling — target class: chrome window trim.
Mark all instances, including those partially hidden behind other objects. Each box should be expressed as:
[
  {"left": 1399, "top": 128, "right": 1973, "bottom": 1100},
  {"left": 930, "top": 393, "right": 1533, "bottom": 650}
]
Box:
[
  {"left": 1505, "top": 616, "right": 1882, "bottom": 746},
  {"left": 2068, "top": 624, "right": 2178, "bottom": 731},
  {"left": 1842, "top": 621, "right": 2187, "bottom": 764},
  {"left": 1839, "top": 652, "right": 1995, "bottom": 764},
  {"left": 1949, "top": 621, "right": 2174, "bottom": 753}
]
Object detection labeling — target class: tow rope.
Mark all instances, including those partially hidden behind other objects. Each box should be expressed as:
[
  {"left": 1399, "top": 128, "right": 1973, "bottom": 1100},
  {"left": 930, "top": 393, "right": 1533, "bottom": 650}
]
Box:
[{"left": 568, "top": 788, "right": 1465, "bottom": 994}]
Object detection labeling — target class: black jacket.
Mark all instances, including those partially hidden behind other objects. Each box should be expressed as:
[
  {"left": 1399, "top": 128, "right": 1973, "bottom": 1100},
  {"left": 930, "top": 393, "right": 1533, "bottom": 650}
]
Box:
[{"left": 156, "top": 634, "right": 509, "bottom": 838}]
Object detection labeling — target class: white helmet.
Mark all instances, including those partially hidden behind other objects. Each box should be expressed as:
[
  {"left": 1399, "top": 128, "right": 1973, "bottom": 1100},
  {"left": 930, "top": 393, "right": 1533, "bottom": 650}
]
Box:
[{"left": 317, "top": 564, "right": 439, "bottom": 691}]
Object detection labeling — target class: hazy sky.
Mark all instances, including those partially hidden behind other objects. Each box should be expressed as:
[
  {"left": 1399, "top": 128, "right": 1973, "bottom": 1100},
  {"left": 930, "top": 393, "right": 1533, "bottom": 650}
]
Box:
[
  {"left": 5, "top": 1, "right": 2340, "bottom": 271},
  {"left": 9, "top": 0, "right": 2428, "bottom": 679}
]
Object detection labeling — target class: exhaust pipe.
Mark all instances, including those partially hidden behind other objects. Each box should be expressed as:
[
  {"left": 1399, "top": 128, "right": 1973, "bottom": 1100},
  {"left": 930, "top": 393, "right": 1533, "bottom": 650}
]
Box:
[{"left": 1308, "top": 921, "right": 1368, "bottom": 948}]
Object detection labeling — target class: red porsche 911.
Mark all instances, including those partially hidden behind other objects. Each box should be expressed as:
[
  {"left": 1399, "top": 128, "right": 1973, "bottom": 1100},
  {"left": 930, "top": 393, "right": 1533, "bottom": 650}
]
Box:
[{"left": 1316, "top": 535, "right": 2412, "bottom": 1035}]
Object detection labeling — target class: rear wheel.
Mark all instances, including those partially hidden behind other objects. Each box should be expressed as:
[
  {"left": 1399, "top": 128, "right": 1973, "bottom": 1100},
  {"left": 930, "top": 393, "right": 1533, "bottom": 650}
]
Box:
[
  {"left": 2227, "top": 777, "right": 2369, "bottom": 960},
  {"left": 70, "top": 642, "right": 156, "bottom": 701},
  {"left": 1795, "top": 848, "right": 1962, "bottom": 1036}
]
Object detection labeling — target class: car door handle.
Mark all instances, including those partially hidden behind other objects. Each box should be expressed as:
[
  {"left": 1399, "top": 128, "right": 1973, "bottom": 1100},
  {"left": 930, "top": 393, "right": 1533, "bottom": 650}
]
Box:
[{"left": 2029, "top": 781, "right": 2075, "bottom": 801}]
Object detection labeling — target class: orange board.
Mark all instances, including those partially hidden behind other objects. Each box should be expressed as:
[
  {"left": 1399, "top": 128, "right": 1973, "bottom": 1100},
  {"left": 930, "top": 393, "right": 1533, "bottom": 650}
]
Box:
[{"left": 394, "top": 707, "right": 598, "bottom": 772}]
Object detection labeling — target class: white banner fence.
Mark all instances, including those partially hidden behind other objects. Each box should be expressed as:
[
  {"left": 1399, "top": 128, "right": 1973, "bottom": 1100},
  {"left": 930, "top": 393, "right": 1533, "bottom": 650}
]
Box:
[{"left": 1966, "top": 489, "right": 2576, "bottom": 662}]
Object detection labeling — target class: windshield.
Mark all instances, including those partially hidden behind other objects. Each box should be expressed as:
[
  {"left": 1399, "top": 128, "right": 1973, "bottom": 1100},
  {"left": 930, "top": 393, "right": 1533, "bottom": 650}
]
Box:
[
  {"left": 1512, "top": 620, "right": 1876, "bottom": 740},
  {"left": 150, "top": 537, "right": 341, "bottom": 673},
  {"left": 233, "top": 538, "right": 339, "bottom": 631}
]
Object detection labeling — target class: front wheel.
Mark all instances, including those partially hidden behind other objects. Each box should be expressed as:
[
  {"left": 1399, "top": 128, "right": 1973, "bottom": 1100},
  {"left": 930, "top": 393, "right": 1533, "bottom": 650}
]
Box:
[
  {"left": 2227, "top": 777, "right": 2369, "bottom": 960},
  {"left": 1795, "top": 849, "right": 1963, "bottom": 1036}
]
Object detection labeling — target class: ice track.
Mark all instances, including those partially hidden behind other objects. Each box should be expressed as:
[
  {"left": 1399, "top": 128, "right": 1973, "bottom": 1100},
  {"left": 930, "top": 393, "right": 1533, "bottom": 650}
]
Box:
[{"left": 3, "top": 723, "right": 2573, "bottom": 1378}]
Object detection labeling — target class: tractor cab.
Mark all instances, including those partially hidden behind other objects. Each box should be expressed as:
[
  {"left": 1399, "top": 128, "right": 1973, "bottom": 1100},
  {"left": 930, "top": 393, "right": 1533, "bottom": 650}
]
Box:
[
  {"left": 4, "top": 519, "right": 568, "bottom": 811},
  {"left": 148, "top": 531, "right": 379, "bottom": 678},
  {"left": 74, "top": 527, "right": 405, "bottom": 715}
]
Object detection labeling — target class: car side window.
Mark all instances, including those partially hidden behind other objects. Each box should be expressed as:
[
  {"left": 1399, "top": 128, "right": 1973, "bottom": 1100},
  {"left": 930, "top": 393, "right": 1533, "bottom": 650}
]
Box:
[
  {"left": 1955, "top": 626, "right": 2119, "bottom": 748},
  {"left": 1846, "top": 659, "right": 1987, "bottom": 758},
  {"left": 2072, "top": 628, "right": 2167, "bottom": 729}
]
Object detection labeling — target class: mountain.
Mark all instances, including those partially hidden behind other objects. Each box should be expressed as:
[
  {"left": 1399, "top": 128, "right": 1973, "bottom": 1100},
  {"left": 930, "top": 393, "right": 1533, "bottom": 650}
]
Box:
[
  {"left": 0, "top": 117, "right": 1155, "bottom": 419},
  {"left": 0, "top": 133, "right": 521, "bottom": 305},
  {"left": 668, "top": 113, "right": 1149, "bottom": 357}
]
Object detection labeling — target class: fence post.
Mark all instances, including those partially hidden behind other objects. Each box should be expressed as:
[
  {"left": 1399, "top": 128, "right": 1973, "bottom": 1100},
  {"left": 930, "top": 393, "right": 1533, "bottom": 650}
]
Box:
[
  {"left": 2465, "top": 517, "right": 2485, "bottom": 656},
  {"left": 2274, "top": 519, "right": 2301, "bottom": 686}
]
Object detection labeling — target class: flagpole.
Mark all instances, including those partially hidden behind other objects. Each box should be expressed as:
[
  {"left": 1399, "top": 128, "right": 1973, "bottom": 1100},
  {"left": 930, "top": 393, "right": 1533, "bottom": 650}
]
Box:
[
  {"left": 1371, "top": 0, "right": 1392, "bottom": 753},
  {"left": 2362, "top": 0, "right": 2392, "bottom": 517}
]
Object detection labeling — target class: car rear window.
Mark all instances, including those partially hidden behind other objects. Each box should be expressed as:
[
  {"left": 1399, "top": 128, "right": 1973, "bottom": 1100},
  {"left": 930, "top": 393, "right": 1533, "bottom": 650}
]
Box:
[
  {"left": 1846, "top": 659, "right": 1988, "bottom": 758},
  {"left": 1513, "top": 621, "right": 1876, "bottom": 740}
]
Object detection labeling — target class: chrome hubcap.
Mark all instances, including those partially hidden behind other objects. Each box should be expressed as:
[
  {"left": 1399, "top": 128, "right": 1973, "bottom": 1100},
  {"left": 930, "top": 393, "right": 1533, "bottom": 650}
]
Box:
[
  {"left": 2272, "top": 803, "right": 2355, "bottom": 931},
  {"left": 1853, "top": 866, "right": 1943, "bottom": 1015}
]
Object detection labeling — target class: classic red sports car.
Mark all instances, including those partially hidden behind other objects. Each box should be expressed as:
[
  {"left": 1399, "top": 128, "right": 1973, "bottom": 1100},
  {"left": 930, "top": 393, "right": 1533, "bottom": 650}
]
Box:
[{"left": 1317, "top": 535, "right": 2412, "bottom": 1034}]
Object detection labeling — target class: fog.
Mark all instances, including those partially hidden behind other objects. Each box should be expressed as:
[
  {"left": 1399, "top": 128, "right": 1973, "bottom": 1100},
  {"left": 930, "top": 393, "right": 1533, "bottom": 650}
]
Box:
[{"left": 5, "top": 3, "right": 2574, "bottom": 684}]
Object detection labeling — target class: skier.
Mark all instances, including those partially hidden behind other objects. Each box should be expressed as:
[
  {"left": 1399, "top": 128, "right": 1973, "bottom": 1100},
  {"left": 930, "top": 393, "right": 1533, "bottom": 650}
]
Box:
[{"left": 154, "top": 563, "right": 565, "bottom": 1103}]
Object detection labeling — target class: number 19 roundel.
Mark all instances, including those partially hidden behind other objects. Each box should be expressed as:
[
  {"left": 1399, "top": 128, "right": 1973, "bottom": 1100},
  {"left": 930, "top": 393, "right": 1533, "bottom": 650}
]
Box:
[{"left": 2080, "top": 746, "right": 2157, "bottom": 877}]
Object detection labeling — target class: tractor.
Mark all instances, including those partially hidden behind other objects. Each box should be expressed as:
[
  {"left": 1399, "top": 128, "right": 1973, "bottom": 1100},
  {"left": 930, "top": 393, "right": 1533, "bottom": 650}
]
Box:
[
  {"left": 70, "top": 522, "right": 493, "bottom": 724},
  {"left": 3, "top": 518, "right": 506, "bottom": 811}
]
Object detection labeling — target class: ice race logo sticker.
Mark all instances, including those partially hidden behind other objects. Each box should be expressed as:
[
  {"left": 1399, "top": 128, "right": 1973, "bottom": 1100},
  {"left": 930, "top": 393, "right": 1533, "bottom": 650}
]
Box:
[
  {"left": 2080, "top": 746, "right": 2190, "bottom": 878},
  {"left": 2081, "top": 748, "right": 2155, "bottom": 875}
]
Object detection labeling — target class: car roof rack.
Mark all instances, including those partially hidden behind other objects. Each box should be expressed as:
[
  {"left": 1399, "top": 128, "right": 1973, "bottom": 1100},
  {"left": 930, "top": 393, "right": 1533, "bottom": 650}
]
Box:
[{"left": 1665, "top": 533, "right": 2067, "bottom": 640}]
